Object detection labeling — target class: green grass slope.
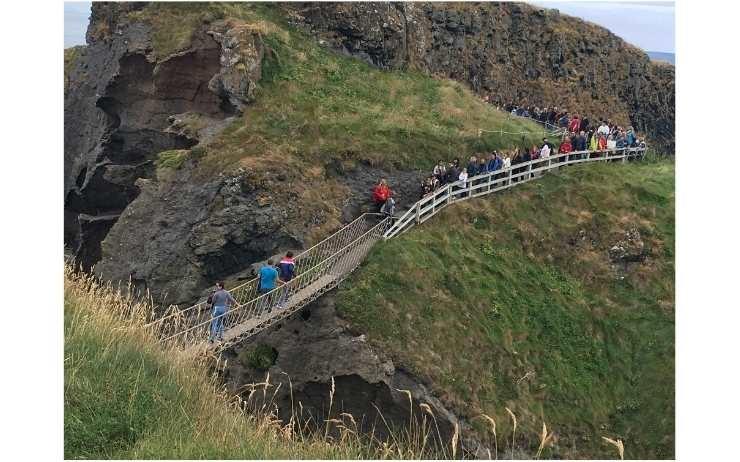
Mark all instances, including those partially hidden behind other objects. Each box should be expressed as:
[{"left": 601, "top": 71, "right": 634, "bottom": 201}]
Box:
[
  {"left": 126, "top": 2, "right": 549, "bottom": 175},
  {"left": 336, "top": 161, "right": 675, "bottom": 459},
  {"left": 64, "top": 272, "right": 369, "bottom": 459}
]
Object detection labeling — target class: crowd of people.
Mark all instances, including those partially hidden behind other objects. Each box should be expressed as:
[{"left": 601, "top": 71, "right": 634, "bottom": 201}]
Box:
[{"left": 416, "top": 123, "right": 643, "bottom": 201}]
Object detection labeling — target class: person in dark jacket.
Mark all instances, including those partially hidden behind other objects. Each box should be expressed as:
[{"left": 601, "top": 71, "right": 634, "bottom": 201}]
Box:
[
  {"left": 521, "top": 148, "right": 532, "bottom": 180},
  {"left": 511, "top": 149, "right": 522, "bottom": 183},
  {"left": 486, "top": 153, "right": 496, "bottom": 172},
  {"left": 466, "top": 156, "right": 478, "bottom": 177},
  {"left": 581, "top": 117, "right": 590, "bottom": 132},
  {"left": 276, "top": 252, "right": 297, "bottom": 309},
  {"left": 447, "top": 162, "right": 459, "bottom": 185},
  {"left": 478, "top": 157, "right": 488, "bottom": 175},
  {"left": 576, "top": 131, "right": 588, "bottom": 156}
]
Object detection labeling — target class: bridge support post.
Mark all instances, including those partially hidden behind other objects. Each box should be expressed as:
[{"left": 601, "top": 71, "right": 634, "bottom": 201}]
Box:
[
  {"left": 447, "top": 184, "right": 452, "bottom": 205},
  {"left": 415, "top": 202, "right": 420, "bottom": 224}
]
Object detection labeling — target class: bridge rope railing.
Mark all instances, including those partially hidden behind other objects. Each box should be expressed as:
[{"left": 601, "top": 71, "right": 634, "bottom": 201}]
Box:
[
  {"left": 383, "top": 146, "right": 646, "bottom": 240},
  {"left": 150, "top": 215, "right": 392, "bottom": 348},
  {"left": 145, "top": 212, "right": 384, "bottom": 332}
]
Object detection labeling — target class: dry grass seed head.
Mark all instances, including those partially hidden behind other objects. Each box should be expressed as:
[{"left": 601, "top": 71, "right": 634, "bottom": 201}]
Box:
[
  {"left": 451, "top": 421, "right": 460, "bottom": 459},
  {"left": 535, "top": 421, "right": 554, "bottom": 459},
  {"left": 601, "top": 436, "right": 625, "bottom": 460}
]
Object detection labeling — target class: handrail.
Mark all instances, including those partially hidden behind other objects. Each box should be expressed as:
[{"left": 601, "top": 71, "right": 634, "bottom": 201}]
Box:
[
  {"left": 145, "top": 212, "right": 384, "bottom": 327},
  {"left": 383, "top": 146, "right": 645, "bottom": 239}
]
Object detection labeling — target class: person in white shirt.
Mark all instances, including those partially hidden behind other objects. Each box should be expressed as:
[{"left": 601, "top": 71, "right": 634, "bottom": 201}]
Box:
[
  {"left": 540, "top": 143, "right": 551, "bottom": 158},
  {"left": 606, "top": 134, "right": 617, "bottom": 150},
  {"left": 502, "top": 154, "right": 512, "bottom": 169},
  {"left": 597, "top": 122, "right": 610, "bottom": 136},
  {"left": 458, "top": 169, "right": 469, "bottom": 188}
]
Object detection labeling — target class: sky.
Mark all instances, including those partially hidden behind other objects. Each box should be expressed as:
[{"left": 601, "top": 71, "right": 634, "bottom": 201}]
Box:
[
  {"left": 64, "top": 1, "right": 674, "bottom": 53},
  {"left": 64, "top": 1, "right": 92, "bottom": 48}
]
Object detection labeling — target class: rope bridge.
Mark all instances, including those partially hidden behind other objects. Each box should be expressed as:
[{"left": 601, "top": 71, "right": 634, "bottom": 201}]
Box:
[{"left": 146, "top": 146, "right": 646, "bottom": 351}]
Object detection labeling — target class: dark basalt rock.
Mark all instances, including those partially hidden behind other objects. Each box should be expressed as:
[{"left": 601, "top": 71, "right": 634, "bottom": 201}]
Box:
[{"left": 65, "top": 4, "right": 269, "bottom": 302}]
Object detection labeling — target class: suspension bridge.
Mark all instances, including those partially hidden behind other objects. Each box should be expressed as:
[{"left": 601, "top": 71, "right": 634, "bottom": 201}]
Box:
[{"left": 145, "top": 146, "right": 646, "bottom": 352}]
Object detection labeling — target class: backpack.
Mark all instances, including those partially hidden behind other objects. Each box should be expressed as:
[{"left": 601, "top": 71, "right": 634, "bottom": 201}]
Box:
[{"left": 278, "top": 260, "right": 295, "bottom": 281}]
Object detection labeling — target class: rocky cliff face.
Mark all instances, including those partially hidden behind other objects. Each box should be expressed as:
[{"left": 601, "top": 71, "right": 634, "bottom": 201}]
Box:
[{"left": 284, "top": 1, "right": 674, "bottom": 152}]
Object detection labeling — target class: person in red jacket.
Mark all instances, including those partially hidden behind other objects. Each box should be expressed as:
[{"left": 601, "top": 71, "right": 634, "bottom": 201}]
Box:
[
  {"left": 372, "top": 179, "right": 392, "bottom": 211},
  {"left": 568, "top": 115, "right": 581, "bottom": 133},
  {"left": 558, "top": 137, "right": 573, "bottom": 163},
  {"left": 559, "top": 137, "right": 573, "bottom": 154}
]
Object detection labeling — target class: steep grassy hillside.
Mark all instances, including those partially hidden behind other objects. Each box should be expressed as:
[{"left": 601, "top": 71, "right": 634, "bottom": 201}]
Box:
[
  {"left": 336, "top": 161, "right": 675, "bottom": 459},
  {"left": 128, "top": 2, "right": 550, "bottom": 175},
  {"left": 64, "top": 271, "right": 370, "bottom": 459}
]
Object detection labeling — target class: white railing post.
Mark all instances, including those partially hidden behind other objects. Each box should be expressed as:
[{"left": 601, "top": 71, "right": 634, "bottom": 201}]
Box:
[
  {"left": 415, "top": 202, "right": 420, "bottom": 224},
  {"left": 447, "top": 184, "right": 452, "bottom": 205},
  {"left": 507, "top": 168, "right": 512, "bottom": 187}
]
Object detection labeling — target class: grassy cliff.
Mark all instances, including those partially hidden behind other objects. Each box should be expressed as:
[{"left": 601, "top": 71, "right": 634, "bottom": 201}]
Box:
[
  {"left": 64, "top": 271, "right": 371, "bottom": 459},
  {"left": 127, "top": 2, "right": 549, "bottom": 176},
  {"left": 336, "top": 161, "right": 675, "bottom": 459}
]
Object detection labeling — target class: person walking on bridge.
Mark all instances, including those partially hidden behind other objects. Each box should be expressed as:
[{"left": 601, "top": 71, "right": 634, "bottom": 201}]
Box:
[
  {"left": 276, "top": 252, "right": 296, "bottom": 309},
  {"left": 209, "top": 282, "right": 236, "bottom": 343},
  {"left": 257, "top": 259, "right": 281, "bottom": 313}
]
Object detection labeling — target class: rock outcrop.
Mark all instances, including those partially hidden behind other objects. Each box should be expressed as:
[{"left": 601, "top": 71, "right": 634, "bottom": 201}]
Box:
[
  {"left": 221, "top": 294, "right": 491, "bottom": 458},
  {"left": 284, "top": 1, "right": 674, "bottom": 152},
  {"left": 64, "top": 3, "right": 264, "bottom": 274}
]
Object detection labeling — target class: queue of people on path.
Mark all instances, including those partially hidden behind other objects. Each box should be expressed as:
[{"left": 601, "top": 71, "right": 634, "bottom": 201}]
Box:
[
  {"left": 207, "top": 251, "right": 297, "bottom": 342},
  {"left": 482, "top": 97, "right": 645, "bottom": 150},
  {"left": 417, "top": 124, "right": 644, "bottom": 200}
]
